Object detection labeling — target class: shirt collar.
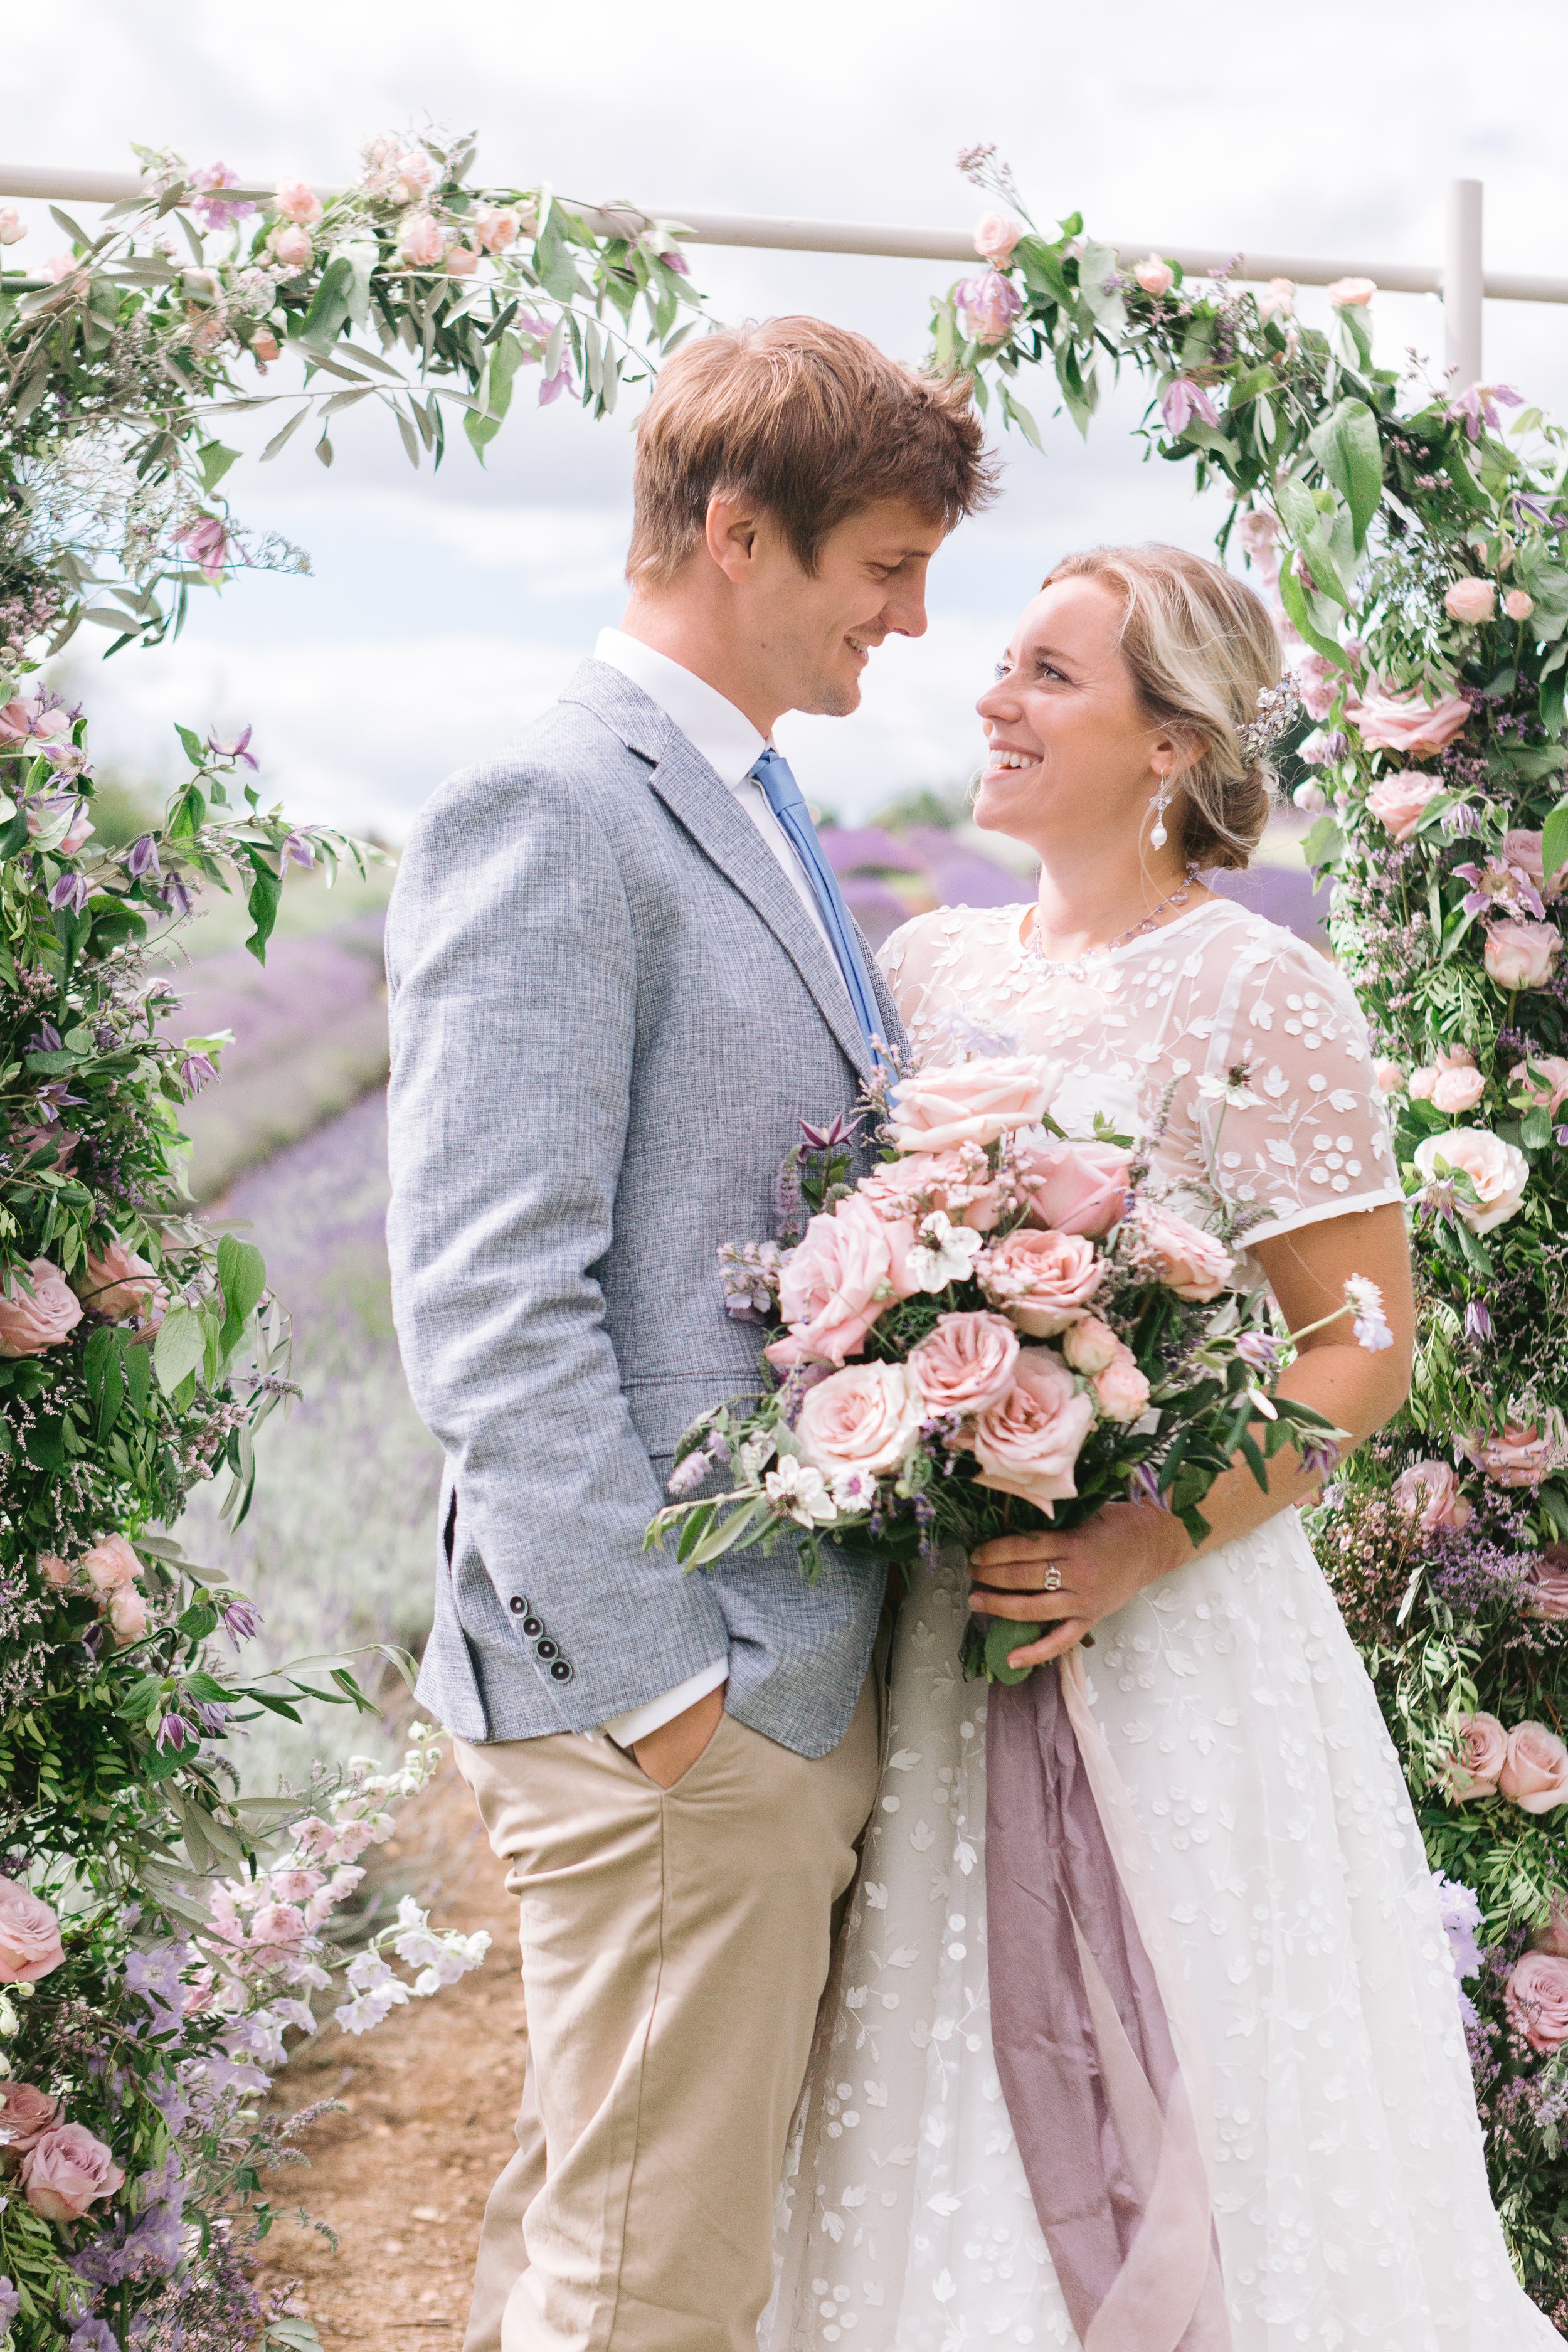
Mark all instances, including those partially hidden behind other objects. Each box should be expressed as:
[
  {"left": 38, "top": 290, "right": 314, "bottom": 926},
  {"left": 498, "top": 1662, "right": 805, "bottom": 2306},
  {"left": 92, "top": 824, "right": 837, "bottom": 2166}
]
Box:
[{"left": 594, "top": 628, "right": 767, "bottom": 790}]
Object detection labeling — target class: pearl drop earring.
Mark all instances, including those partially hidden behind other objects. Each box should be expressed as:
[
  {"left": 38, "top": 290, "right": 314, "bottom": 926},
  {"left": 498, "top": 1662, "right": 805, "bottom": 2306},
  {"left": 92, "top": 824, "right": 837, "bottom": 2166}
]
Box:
[{"left": 1148, "top": 771, "right": 1172, "bottom": 850}]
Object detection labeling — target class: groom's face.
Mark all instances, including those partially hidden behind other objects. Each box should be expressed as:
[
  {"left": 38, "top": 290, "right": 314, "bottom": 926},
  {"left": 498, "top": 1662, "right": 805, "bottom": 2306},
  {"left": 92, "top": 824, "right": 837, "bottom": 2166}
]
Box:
[{"left": 742, "top": 497, "right": 946, "bottom": 719}]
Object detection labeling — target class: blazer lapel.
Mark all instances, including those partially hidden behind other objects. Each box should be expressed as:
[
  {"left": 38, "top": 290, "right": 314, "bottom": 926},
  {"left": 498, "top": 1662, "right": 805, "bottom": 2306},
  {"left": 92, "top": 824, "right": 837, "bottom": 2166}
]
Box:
[{"left": 561, "top": 660, "right": 881, "bottom": 1083}]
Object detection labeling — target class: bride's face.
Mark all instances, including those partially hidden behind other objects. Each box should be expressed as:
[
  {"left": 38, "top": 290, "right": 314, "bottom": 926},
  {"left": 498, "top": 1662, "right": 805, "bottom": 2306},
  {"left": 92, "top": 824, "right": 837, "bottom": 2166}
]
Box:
[{"left": 972, "top": 577, "right": 1176, "bottom": 850}]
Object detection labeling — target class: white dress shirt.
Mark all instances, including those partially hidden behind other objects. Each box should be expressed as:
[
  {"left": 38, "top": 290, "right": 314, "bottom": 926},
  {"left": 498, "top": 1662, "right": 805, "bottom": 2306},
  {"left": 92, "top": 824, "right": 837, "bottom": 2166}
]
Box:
[{"left": 590, "top": 630, "right": 844, "bottom": 1749}]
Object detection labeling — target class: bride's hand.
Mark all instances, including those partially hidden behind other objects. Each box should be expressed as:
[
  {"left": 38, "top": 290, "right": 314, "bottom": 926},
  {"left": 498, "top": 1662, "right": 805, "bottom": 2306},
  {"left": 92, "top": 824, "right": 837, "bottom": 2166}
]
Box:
[{"left": 968, "top": 1502, "right": 1193, "bottom": 1671}]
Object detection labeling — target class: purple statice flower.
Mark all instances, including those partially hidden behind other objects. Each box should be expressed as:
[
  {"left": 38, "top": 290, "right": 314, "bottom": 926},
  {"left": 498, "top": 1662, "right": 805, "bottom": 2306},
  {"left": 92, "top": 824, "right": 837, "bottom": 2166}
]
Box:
[
  {"left": 800, "top": 1112, "right": 863, "bottom": 1152},
  {"left": 155, "top": 1712, "right": 189, "bottom": 1752},
  {"left": 50, "top": 872, "right": 90, "bottom": 915},
  {"left": 126, "top": 835, "right": 160, "bottom": 880},
  {"left": 1161, "top": 378, "right": 1220, "bottom": 435},
  {"left": 206, "top": 724, "right": 257, "bottom": 769},
  {"left": 1426, "top": 1523, "right": 1537, "bottom": 1618},
  {"left": 220, "top": 1594, "right": 262, "bottom": 1648},
  {"left": 188, "top": 162, "right": 255, "bottom": 232}
]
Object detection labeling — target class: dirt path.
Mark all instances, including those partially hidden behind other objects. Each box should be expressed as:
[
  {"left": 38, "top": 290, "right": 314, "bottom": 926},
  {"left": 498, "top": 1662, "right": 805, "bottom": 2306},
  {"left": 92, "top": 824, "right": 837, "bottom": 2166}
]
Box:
[{"left": 252, "top": 1758, "right": 521, "bottom": 2347}]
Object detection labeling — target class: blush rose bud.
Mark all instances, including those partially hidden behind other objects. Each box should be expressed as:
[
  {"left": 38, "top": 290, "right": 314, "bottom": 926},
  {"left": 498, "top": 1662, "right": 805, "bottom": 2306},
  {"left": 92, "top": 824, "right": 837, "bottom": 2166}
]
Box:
[
  {"left": 1505, "top": 588, "right": 1536, "bottom": 621},
  {"left": 397, "top": 213, "right": 445, "bottom": 269},
  {"left": 1133, "top": 253, "right": 1174, "bottom": 297},
  {"left": 1326, "top": 276, "right": 1376, "bottom": 306},
  {"left": 273, "top": 178, "right": 324, "bottom": 225},
  {"left": 269, "top": 223, "right": 314, "bottom": 272},
  {"left": 973, "top": 213, "right": 1022, "bottom": 267}
]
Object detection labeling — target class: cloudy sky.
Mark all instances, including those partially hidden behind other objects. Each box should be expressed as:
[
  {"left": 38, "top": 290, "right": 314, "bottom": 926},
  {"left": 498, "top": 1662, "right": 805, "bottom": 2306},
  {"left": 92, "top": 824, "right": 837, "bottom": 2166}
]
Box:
[{"left": 11, "top": 0, "right": 1568, "bottom": 834}]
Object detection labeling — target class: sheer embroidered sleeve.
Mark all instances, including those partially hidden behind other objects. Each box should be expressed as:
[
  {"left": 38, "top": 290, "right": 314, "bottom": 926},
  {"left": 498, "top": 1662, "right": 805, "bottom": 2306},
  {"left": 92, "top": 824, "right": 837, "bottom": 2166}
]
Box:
[{"left": 1158, "top": 922, "right": 1404, "bottom": 1246}]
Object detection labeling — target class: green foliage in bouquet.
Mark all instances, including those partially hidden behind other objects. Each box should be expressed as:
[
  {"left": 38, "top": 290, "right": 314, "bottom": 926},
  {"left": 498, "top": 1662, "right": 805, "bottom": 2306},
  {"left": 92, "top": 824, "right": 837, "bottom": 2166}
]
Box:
[{"left": 933, "top": 143, "right": 1568, "bottom": 2318}]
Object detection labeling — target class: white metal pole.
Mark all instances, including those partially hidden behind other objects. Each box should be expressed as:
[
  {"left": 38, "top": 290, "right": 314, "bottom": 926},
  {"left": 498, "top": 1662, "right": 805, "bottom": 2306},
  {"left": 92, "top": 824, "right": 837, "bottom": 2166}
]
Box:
[{"left": 1445, "top": 178, "right": 1484, "bottom": 388}]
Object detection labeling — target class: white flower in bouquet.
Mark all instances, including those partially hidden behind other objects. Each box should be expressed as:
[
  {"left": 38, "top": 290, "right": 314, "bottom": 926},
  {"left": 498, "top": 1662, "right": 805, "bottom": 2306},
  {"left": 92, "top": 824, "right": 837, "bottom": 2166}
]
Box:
[
  {"left": 764, "top": 1454, "right": 838, "bottom": 1527},
  {"left": 907, "top": 1209, "right": 985, "bottom": 1291}
]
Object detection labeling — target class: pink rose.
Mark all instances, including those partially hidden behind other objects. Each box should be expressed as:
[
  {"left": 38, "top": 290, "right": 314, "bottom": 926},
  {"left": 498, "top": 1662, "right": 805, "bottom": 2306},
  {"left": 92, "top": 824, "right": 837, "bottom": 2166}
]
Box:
[
  {"left": 858, "top": 1147, "right": 999, "bottom": 1231},
  {"left": 397, "top": 213, "right": 445, "bottom": 269},
  {"left": 955, "top": 269, "right": 1025, "bottom": 346},
  {"left": 1132, "top": 253, "right": 1174, "bottom": 297},
  {"left": 978, "top": 1227, "right": 1102, "bottom": 1337},
  {"left": 75, "top": 1237, "right": 164, "bottom": 1321},
  {"left": 20, "top": 2123, "right": 124, "bottom": 2222},
  {"left": 1061, "top": 1315, "right": 1120, "bottom": 1375},
  {"left": 1009, "top": 1135, "right": 1132, "bottom": 1237},
  {"left": 1470, "top": 1419, "right": 1567, "bottom": 1486},
  {"left": 1502, "top": 830, "right": 1568, "bottom": 898},
  {"left": 1295, "top": 650, "right": 1344, "bottom": 722},
  {"left": 0, "top": 209, "right": 23, "bottom": 246},
  {"left": 1365, "top": 773, "right": 1443, "bottom": 843},
  {"left": 1505, "top": 1951, "right": 1568, "bottom": 2052},
  {"left": 907, "top": 1310, "right": 1020, "bottom": 1416},
  {"left": 1429, "top": 1063, "right": 1486, "bottom": 1115},
  {"left": 1523, "top": 1547, "right": 1568, "bottom": 1623},
  {"left": 0, "top": 1259, "right": 82, "bottom": 1359},
  {"left": 269, "top": 221, "right": 314, "bottom": 272},
  {"left": 1094, "top": 1348, "right": 1151, "bottom": 1422},
  {"left": 107, "top": 1587, "right": 147, "bottom": 1645},
  {"left": 1484, "top": 918, "right": 1560, "bottom": 990},
  {"left": 971, "top": 1349, "right": 1095, "bottom": 1518},
  {"left": 251, "top": 327, "right": 281, "bottom": 366},
  {"left": 1413, "top": 1129, "right": 1528, "bottom": 1234},
  {"left": 1511, "top": 1054, "right": 1568, "bottom": 1116},
  {"left": 273, "top": 178, "right": 323, "bottom": 225},
  {"left": 1126, "top": 1200, "right": 1234, "bottom": 1301},
  {"left": 472, "top": 205, "right": 521, "bottom": 254},
  {"left": 39, "top": 1552, "right": 72, "bottom": 1587},
  {"left": 765, "top": 1195, "right": 917, "bottom": 1369},
  {"left": 445, "top": 240, "right": 480, "bottom": 276},
  {"left": 1391, "top": 1459, "right": 1471, "bottom": 1534},
  {"left": 1499, "top": 1721, "right": 1568, "bottom": 1815},
  {"left": 1236, "top": 508, "right": 1281, "bottom": 586},
  {"left": 887, "top": 1056, "right": 1060, "bottom": 1153},
  {"left": 1444, "top": 576, "right": 1496, "bottom": 624},
  {"left": 973, "top": 213, "right": 1022, "bottom": 266},
  {"left": 1504, "top": 588, "right": 1536, "bottom": 622},
  {"left": 1374, "top": 1060, "right": 1406, "bottom": 1094},
  {"left": 795, "top": 1361, "right": 924, "bottom": 1478},
  {"left": 0, "top": 1879, "right": 65, "bottom": 1983},
  {"left": 80, "top": 1534, "right": 141, "bottom": 1594},
  {"left": 0, "top": 2080, "right": 59, "bottom": 2155},
  {"left": 1327, "top": 275, "right": 1376, "bottom": 306},
  {"left": 1354, "top": 689, "right": 1471, "bottom": 758},
  {"left": 1444, "top": 1711, "right": 1508, "bottom": 1800}
]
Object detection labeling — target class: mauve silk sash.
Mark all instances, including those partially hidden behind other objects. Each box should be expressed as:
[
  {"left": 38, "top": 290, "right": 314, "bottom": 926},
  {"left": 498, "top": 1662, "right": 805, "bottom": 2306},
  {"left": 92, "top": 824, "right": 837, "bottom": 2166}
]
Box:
[{"left": 986, "top": 1651, "right": 1232, "bottom": 2351}]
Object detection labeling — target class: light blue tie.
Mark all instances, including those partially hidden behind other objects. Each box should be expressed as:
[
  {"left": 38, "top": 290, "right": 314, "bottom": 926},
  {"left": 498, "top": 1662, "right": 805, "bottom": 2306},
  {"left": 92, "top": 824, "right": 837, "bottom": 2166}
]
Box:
[{"left": 750, "top": 746, "right": 886, "bottom": 1069}]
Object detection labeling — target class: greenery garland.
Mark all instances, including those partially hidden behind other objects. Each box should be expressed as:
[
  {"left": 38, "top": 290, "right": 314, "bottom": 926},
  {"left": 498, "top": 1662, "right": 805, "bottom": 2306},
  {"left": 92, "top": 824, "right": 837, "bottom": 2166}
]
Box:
[
  {"left": 932, "top": 145, "right": 1568, "bottom": 2322},
  {"left": 0, "top": 134, "right": 707, "bottom": 2351}
]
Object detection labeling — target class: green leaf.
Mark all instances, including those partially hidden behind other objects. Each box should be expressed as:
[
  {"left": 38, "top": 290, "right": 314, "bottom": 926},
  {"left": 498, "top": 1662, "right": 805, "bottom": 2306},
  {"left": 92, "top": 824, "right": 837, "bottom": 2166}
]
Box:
[
  {"left": 243, "top": 849, "right": 282, "bottom": 963},
  {"left": 1309, "top": 398, "right": 1383, "bottom": 548},
  {"left": 297, "top": 255, "right": 354, "bottom": 348},
  {"left": 1276, "top": 557, "right": 1343, "bottom": 659},
  {"left": 217, "top": 1233, "right": 267, "bottom": 1352},
  {"left": 1300, "top": 814, "right": 1344, "bottom": 871},
  {"left": 154, "top": 1304, "right": 207, "bottom": 1398},
  {"left": 175, "top": 723, "right": 206, "bottom": 768},
  {"left": 261, "top": 406, "right": 310, "bottom": 464},
  {"left": 1542, "top": 796, "right": 1568, "bottom": 890},
  {"left": 196, "top": 440, "right": 240, "bottom": 492}
]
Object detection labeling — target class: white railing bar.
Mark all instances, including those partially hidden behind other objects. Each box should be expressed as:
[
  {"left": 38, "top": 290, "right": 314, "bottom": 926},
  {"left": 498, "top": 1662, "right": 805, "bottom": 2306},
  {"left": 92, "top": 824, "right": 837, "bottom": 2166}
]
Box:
[{"left": 1, "top": 165, "right": 1564, "bottom": 313}]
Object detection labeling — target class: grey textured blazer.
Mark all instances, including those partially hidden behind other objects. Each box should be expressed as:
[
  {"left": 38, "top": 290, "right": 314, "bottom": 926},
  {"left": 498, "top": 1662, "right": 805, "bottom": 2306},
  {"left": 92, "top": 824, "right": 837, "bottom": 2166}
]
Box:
[{"left": 384, "top": 659, "right": 905, "bottom": 1757}]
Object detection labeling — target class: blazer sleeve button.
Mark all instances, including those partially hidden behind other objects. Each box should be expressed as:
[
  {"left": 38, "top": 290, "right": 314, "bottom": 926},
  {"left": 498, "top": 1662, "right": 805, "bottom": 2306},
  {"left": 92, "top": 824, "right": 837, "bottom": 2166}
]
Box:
[
  {"left": 509, "top": 1596, "right": 527, "bottom": 1615},
  {"left": 549, "top": 1659, "right": 573, "bottom": 1682}
]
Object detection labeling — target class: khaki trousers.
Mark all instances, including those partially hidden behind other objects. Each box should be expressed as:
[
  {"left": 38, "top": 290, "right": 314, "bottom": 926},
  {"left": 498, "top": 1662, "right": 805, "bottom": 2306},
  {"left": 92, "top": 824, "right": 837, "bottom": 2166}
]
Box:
[{"left": 454, "top": 1681, "right": 879, "bottom": 2352}]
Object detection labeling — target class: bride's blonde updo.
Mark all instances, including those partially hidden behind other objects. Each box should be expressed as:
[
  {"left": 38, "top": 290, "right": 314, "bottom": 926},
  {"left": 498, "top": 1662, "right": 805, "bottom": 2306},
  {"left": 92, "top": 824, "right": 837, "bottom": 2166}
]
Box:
[{"left": 1041, "top": 543, "right": 1284, "bottom": 871}]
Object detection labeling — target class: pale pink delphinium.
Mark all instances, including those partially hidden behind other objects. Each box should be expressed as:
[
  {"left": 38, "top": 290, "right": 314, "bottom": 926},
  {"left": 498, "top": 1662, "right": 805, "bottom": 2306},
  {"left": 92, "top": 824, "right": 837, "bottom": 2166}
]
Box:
[
  {"left": 971, "top": 1350, "right": 1095, "bottom": 1516},
  {"left": 0, "top": 1259, "right": 81, "bottom": 1357}
]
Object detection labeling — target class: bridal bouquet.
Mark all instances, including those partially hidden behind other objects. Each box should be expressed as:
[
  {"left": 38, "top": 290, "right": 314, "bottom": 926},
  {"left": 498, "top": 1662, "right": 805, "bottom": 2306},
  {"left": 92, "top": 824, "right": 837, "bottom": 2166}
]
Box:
[{"left": 650, "top": 1053, "right": 1358, "bottom": 1680}]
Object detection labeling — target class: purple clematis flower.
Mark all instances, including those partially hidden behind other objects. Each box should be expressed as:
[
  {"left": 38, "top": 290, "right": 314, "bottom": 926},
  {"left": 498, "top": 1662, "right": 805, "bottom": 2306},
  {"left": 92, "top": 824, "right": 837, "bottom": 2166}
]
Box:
[
  {"left": 800, "top": 1112, "right": 864, "bottom": 1152},
  {"left": 156, "top": 1712, "right": 190, "bottom": 1752},
  {"left": 1449, "top": 381, "right": 1522, "bottom": 442},
  {"left": 180, "top": 1052, "right": 218, "bottom": 1093},
  {"left": 221, "top": 1596, "right": 263, "bottom": 1646},
  {"left": 127, "top": 834, "right": 161, "bottom": 880},
  {"left": 188, "top": 161, "right": 255, "bottom": 232},
  {"left": 282, "top": 829, "right": 317, "bottom": 870},
  {"left": 1129, "top": 1461, "right": 1166, "bottom": 1510},
  {"left": 50, "top": 873, "right": 90, "bottom": 914},
  {"left": 1162, "top": 378, "right": 1220, "bottom": 435},
  {"left": 539, "top": 366, "right": 576, "bottom": 406},
  {"left": 1464, "top": 1300, "right": 1493, "bottom": 1342},
  {"left": 1514, "top": 492, "right": 1568, "bottom": 529},
  {"left": 207, "top": 725, "right": 257, "bottom": 770}
]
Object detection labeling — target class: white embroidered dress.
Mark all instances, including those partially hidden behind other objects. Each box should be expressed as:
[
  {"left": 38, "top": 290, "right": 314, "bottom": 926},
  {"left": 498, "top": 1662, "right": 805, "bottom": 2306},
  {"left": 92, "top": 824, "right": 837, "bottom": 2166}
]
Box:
[{"left": 766, "top": 898, "right": 1555, "bottom": 2352}]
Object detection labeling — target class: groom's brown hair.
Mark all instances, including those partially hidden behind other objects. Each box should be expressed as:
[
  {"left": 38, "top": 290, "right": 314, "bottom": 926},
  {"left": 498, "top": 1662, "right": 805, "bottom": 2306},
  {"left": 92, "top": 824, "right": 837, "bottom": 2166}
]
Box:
[{"left": 627, "top": 317, "right": 995, "bottom": 584}]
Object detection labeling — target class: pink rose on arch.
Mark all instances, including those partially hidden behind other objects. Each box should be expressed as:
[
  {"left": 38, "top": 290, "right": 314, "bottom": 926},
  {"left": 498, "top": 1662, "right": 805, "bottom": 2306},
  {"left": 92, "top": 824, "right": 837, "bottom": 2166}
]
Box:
[
  {"left": 21, "top": 2123, "right": 124, "bottom": 2222},
  {"left": 1498, "top": 1721, "right": 1568, "bottom": 1814},
  {"left": 765, "top": 1195, "right": 918, "bottom": 1370},
  {"left": 1093, "top": 1347, "right": 1151, "bottom": 1422},
  {"left": 1523, "top": 1547, "right": 1568, "bottom": 1623},
  {"left": 1505, "top": 1951, "right": 1568, "bottom": 2052},
  {"left": 1009, "top": 1135, "right": 1132, "bottom": 1237},
  {"left": 472, "top": 206, "right": 522, "bottom": 254},
  {"left": 397, "top": 212, "right": 445, "bottom": 269},
  {"left": 1503, "top": 828, "right": 1568, "bottom": 897},
  {"left": 971, "top": 1348, "right": 1095, "bottom": 1518},
  {"left": 1125, "top": 1199, "right": 1234, "bottom": 1302},
  {"left": 1511, "top": 1054, "right": 1568, "bottom": 1116},
  {"left": 107, "top": 1587, "right": 147, "bottom": 1645},
  {"left": 973, "top": 213, "right": 1022, "bottom": 267},
  {"left": 0, "top": 1259, "right": 82, "bottom": 1358},
  {"left": 1428, "top": 1063, "right": 1485, "bottom": 1114},
  {"left": 1444, "top": 576, "right": 1497, "bottom": 625},
  {"left": 1061, "top": 1315, "right": 1120, "bottom": 1376},
  {"left": 273, "top": 177, "right": 323, "bottom": 225},
  {"left": 80, "top": 1534, "right": 142, "bottom": 1594},
  {"left": 445, "top": 240, "right": 480, "bottom": 277},
  {"left": 1132, "top": 253, "right": 1174, "bottom": 297},
  {"left": 1484, "top": 918, "right": 1560, "bottom": 990},
  {"left": 887, "top": 1056, "right": 1061, "bottom": 1154},
  {"left": 0, "top": 2079, "right": 59, "bottom": 2155},
  {"left": 1365, "top": 773, "right": 1443, "bottom": 844},
  {"left": 1327, "top": 275, "right": 1376, "bottom": 307},
  {"left": 1468, "top": 1417, "right": 1567, "bottom": 1486},
  {"left": 1354, "top": 688, "right": 1471, "bottom": 758},
  {"left": 858, "top": 1146, "right": 999, "bottom": 1231},
  {"left": 39, "top": 1552, "right": 72, "bottom": 1587},
  {"left": 0, "top": 1878, "right": 65, "bottom": 1983},
  {"left": 907, "top": 1310, "right": 1020, "bottom": 1417},
  {"left": 977, "top": 1227, "right": 1103, "bottom": 1336},
  {"left": 1443, "top": 1711, "right": 1508, "bottom": 1800},
  {"left": 268, "top": 221, "right": 314, "bottom": 273},
  {"left": 75, "top": 1237, "right": 165, "bottom": 1322},
  {"left": 794, "top": 1361, "right": 924, "bottom": 1480},
  {"left": 1391, "top": 1459, "right": 1472, "bottom": 1534}
]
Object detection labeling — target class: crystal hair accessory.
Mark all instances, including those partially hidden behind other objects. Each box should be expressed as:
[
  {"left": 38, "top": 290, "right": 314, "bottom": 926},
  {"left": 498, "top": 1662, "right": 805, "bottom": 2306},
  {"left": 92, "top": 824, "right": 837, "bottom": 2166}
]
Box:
[{"left": 1236, "top": 678, "right": 1300, "bottom": 768}]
